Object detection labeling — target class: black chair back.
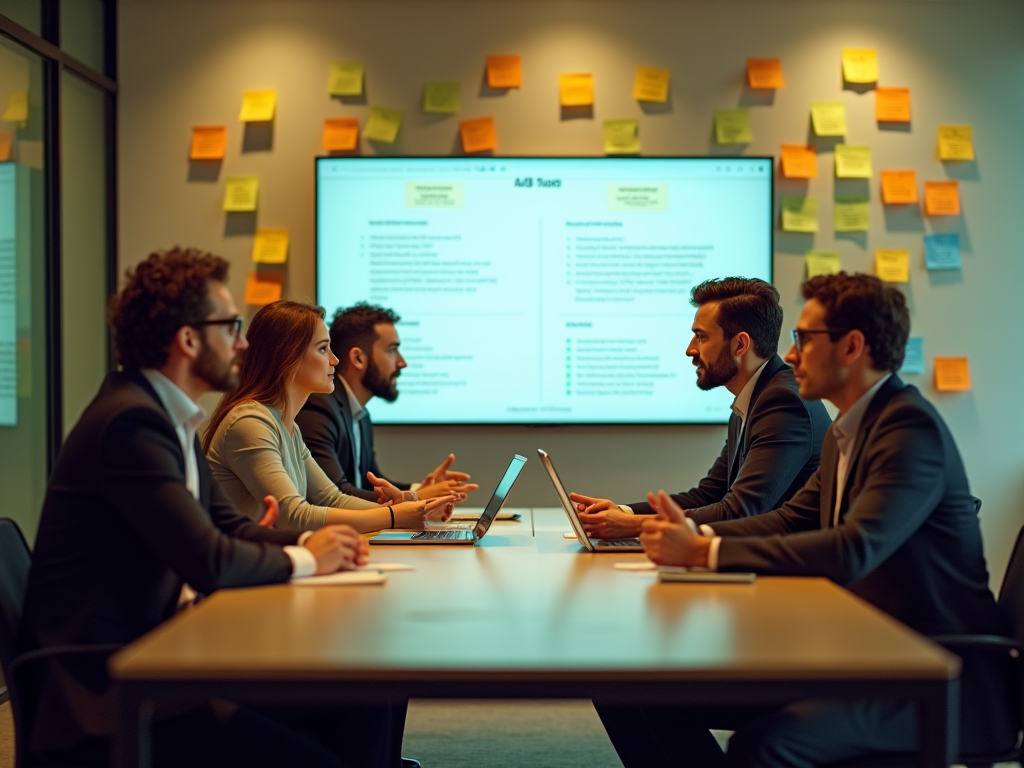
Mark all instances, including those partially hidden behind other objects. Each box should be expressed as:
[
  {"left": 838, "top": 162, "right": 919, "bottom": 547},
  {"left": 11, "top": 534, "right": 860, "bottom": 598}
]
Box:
[
  {"left": 998, "top": 523, "right": 1024, "bottom": 644},
  {"left": 0, "top": 518, "right": 31, "bottom": 681}
]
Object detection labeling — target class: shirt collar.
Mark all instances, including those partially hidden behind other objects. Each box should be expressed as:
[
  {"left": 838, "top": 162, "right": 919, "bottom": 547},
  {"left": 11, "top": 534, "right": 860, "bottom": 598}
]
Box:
[
  {"left": 730, "top": 358, "right": 771, "bottom": 420},
  {"left": 140, "top": 369, "right": 206, "bottom": 431},
  {"left": 339, "top": 376, "right": 366, "bottom": 422},
  {"left": 831, "top": 373, "right": 893, "bottom": 453}
]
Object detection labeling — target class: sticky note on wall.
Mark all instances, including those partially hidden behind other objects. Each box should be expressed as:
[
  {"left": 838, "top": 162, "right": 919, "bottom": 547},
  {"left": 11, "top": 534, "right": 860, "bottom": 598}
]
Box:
[
  {"left": 604, "top": 119, "right": 640, "bottom": 155},
  {"left": 323, "top": 118, "right": 359, "bottom": 151},
  {"left": 633, "top": 67, "right": 670, "bottom": 102},
  {"left": 459, "top": 116, "right": 497, "bottom": 153},
  {"left": 938, "top": 125, "right": 974, "bottom": 160},
  {"left": 780, "top": 145, "right": 817, "bottom": 179},
  {"left": 239, "top": 90, "right": 276, "bottom": 122},
  {"left": 834, "top": 196, "right": 869, "bottom": 231},
  {"left": 190, "top": 126, "right": 226, "bottom": 160},
  {"left": 835, "top": 145, "right": 872, "bottom": 178},
  {"left": 881, "top": 170, "right": 918, "bottom": 204},
  {"left": 934, "top": 357, "right": 971, "bottom": 392},
  {"left": 811, "top": 102, "right": 847, "bottom": 136},
  {"left": 875, "top": 249, "right": 910, "bottom": 282},
  {"left": 806, "top": 250, "right": 841, "bottom": 277},
  {"left": 245, "top": 273, "right": 284, "bottom": 306},
  {"left": 0, "top": 130, "right": 11, "bottom": 162},
  {"left": 2, "top": 92, "right": 27, "bottom": 123},
  {"left": 876, "top": 87, "right": 910, "bottom": 122},
  {"left": 364, "top": 107, "right": 402, "bottom": 143},
  {"left": 253, "top": 228, "right": 289, "bottom": 264},
  {"left": 781, "top": 197, "right": 818, "bottom": 233},
  {"left": 924, "top": 233, "right": 961, "bottom": 270},
  {"left": 747, "top": 58, "right": 784, "bottom": 89},
  {"left": 486, "top": 55, "right": 522, "bottom": 88},
  {"left": 714, "top": 109, "right": 752, "bottom": 144},
  {"left": 924, "top": 181, "right": 960, "bottom": 216},
  {"left": 559, "top": 73, "right": 594, "bottom": 106},
  {"left": 328, "top": 62, "right": 364, "bottom": 96},
  {"left": 900, "top": 338, "right": 925, "bottom": 374},
  {"left": 223, "top": 176, "right": 259, "bottom": 212},
  {"left": 842, "top": 48, "right": 878, "bottom": 83},
  {"left": 424, "top": 81, "right": 461, "bottom": 114}
]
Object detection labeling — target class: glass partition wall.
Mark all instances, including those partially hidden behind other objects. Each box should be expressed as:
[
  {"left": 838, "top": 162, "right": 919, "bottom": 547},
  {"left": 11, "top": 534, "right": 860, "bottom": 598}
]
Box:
[{"left": 0, "top": 1, "right": 115, "bottom": 541}]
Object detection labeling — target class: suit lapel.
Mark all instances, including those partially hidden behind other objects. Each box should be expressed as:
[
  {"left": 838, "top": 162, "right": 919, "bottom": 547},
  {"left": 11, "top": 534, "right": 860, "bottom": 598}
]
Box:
[
  {"left": 819, "top": 433, "right": 838, "bottom": 529},
  {"left": 333, "top": 385, "right": 357, "bottom": 470},
  {"left": 733, "top": 356, "right": 787, "bottom": 472},
  {"left": 726, "top": 412, "right": 741, "bottom": 484}
]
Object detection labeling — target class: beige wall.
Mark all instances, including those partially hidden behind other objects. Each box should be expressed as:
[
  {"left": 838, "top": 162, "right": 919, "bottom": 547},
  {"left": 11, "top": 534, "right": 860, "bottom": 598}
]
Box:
[{"left": 119, "top": 0, "right": 1024, "bottom": 584}]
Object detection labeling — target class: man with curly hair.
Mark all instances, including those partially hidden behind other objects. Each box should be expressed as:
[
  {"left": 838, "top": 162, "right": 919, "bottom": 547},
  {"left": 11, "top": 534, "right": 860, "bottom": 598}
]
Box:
[{"left": 20, "top": 247, "right": 409, "bottom": 767}]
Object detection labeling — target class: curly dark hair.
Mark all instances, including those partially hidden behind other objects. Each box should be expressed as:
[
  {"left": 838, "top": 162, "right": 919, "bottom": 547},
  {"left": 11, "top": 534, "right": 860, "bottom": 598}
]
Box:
[
  {"left": 800, "top": 272, "right": 910, "bottom": 372},
  {"left": 690, "top": 277, "right": 783, "bottom": 358},
  {"left": 109, "top": 247, "right": 229, "bottom": 369},
  {"left": 329, "top": 302, "right": 401, "bottom": 371}
]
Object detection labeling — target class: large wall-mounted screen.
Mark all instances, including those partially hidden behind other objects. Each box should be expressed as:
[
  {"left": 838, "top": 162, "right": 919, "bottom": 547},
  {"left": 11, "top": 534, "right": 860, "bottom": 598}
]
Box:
[{"left": 316, "top": 157, "right": 773, "bottom": 425}]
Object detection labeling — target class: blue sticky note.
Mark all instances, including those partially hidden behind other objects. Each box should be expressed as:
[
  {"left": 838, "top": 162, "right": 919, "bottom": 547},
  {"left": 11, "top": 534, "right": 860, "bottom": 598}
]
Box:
[
  {"left": 901, "top": 337, "right": 925, "bottom": 374},
  {"left": 924, "top": 233, "right": 961, "bottom": 271}
]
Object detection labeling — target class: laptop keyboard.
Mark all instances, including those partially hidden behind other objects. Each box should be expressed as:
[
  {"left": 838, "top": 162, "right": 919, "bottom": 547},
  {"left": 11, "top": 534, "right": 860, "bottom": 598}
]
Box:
[
  {"left": 595, "top": 538, "right": 642, "bottom": 547},
  {"left": 411, "top": 530, "right": 472, "bottom": 540}
]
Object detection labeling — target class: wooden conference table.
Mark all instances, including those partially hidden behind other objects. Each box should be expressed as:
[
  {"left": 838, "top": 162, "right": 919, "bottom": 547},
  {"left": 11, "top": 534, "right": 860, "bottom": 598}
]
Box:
[{"left": 110, "top": 509, "right": 960, "bottom": 768}]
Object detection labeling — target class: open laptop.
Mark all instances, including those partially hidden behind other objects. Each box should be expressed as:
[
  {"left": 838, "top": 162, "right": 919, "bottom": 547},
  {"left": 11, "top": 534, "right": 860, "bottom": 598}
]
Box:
[
  {"left": 537, "top": 449, "right": 644, "bottom": 552},
  {"left": 369, "top": 454, "right": 527, "bottom": 545}
]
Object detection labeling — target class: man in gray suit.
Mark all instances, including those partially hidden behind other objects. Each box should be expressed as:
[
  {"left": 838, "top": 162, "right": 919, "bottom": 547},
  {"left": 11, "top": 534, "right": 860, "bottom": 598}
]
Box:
[
  {"left": 597, "top": 273, "right": 1017, "bottom": 768},
  {"left": 570, "top": 277, "right": 831, "bottom": 538}
]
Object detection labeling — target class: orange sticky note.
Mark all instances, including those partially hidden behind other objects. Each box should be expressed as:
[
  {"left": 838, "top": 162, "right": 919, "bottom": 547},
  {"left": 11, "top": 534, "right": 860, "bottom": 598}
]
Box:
[
  {"left": 934, "top": 357, "right": 970, "bottom": 392},
  {"left": 875, "top": 87, "right": 910, "bottom": 123},
  {"left": 189, "top": 125, "right": 226, "bottom": 160},
  {"left": 459, "top": 116, "right": 497, "bottom": 153},
  {"left": 323, "top": 117, "right": 359, "bottom": 151},
  {"left": 245, "top": 273, "right": 284, "bottom": 306},
  {"left": 924, "top": 181, "right": 960, "bottom": 216},
  {"left": 881, "top": 170, "right": 918, "bottom": 204},
  {"left": 780, "top": 144, "right": 817, "bottom": 179},
  {"left": 486, "top": 55, "right": 521, "bottom": 88},
  {"left": 559, "top": 73, "right": 594, "bottom": 107},
  {"left": 0, "top": 130, "right": 11, "bottom": 162},
  {"left": 747, "top": 58, "right": 784, "bottom": 89}
]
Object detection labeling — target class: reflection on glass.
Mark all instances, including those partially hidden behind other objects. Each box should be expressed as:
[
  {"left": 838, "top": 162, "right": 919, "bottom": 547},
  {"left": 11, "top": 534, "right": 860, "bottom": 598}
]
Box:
[
  {"left": 0, "top": 164, "right": 16, "bottom": 425},
  {"left": 0, "top": 0, "right": 42, "bottom": 36},
  {"left": 60, "top": 0, "right": 106, "bottom": 74}
]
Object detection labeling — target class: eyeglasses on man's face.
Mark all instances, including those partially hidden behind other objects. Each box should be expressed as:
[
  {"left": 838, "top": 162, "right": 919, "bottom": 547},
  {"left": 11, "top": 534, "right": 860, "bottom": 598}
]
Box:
[
  {"left": 790, "top": 328, "right": 847, "bottom": 354},
  {"left": 192, "top": 316, "right": 244, "bottom": 341}
]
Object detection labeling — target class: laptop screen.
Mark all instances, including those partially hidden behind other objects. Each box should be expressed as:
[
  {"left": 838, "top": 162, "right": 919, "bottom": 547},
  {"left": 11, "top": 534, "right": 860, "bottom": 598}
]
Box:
[{"left": 474, "top": 455, "right": 528, "bottom": 538}]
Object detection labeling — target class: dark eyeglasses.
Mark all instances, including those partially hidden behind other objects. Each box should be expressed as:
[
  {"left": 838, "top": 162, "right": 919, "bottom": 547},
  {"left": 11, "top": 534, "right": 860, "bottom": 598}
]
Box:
[
  {"left": 790, "top": 328, "right": 847, "bottom": 353},
  {"left": 192, "top": 317, "right": 244, "bottom": 340}
]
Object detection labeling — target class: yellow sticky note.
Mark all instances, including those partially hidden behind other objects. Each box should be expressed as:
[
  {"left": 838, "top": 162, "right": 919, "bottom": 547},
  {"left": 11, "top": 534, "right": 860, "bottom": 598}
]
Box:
[
  {"left": 238, "top": 89, "right": 276, "bottom": 122},
  {"left": 0, "top": 130, "right": 12, "bottom": 162},
  {"left": 781, "top": 197, "right": 818, "bottom": 233},
  {"left": 560, "top": 73, "right": 594, "bottom": 107},
  {"left": 459, "top": 116, "right": 497, "bottom": 154},
  {"left": 780, "top": 145, "right": 817, "bottom": 179},
  {"left": 938, "top": 125, "right": 974, "bottom": 161},
  {"left": 834, "top": 196, "right": 870, "bottom": 231},
  {"left": 747, "top": 58, "right": 784, "bottom": 89},
  {"left": 715, "top": 109, "right": 752, "bottom": 144},
  {"left": 424, "top": 81, "right": 461, "bottom": 114},
  {"left": 190, "top": 126, "right": 226, "bottom": 160},
  {"left": 810, "top": 101, "right": 847, "bottom": 136},
  {"left": 806, "top": 250, "right": 841, "bottom": 278},
  {"left": 604, "top": 119, "right": 640, "bottom": 155},
  {"left": 842, "top": 48, "right": 878, "bottom": 83},
  {"left": 223, "top": 176, "right": 259, "bottom": 212},
  {"left": 328, "top": 62, "right": 364, "bottom": 96},
  {"left": 924, "top": 181, "right": 961, "bottom": 216},
  {"left": 876, "top": 87, "right": 910, "bottom": 122},
  {"left": 881, "top": 170, "right": 918, "bottom": 204},
  {"left": 835, "top": 145, "right": 872, "bottom": 178},
  {"left": 2, "top": 92, "right": 27, "bottom": 123},
  {"left": 245, "top": 273, "right": 284, "bottom": 307},
  {"left": 323, "top": 118, "right": 359, "bottom": 152},
  {"left": 364, "top": 106, "right": 402, "bottom": 144},
  {"left": 934, "top": 357, "right": 970, "bottom": 392},
  {"left": 633, "top": 67, "right": 670, "bottom": 102},
  {"left": 253, "top": 228, "right": 289, "bottom": 264},
  {"left": 875, "top": 249, "right": 910, "bottom": 282},
  {"left": 486, "top": 55, "right": 522, "bottom": 88}
]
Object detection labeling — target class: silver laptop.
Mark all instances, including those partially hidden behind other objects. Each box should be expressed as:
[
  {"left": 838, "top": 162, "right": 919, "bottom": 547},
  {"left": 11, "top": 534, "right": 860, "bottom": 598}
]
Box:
[
  {"left": 369, "top": 455, "right": 527, "bottom": 545},
  {"left": 536, "top": 449, "right": 644, "bottom": 552}
]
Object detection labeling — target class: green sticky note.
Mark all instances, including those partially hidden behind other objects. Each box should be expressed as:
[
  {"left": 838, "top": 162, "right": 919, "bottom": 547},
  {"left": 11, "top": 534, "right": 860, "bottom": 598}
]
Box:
[
  {"left": 835, "top": 144, "right": 872, "bottom": 178},
  {"left": 223, "top": 176, "right": 259, "bottom": 212},
  {"left": 806, "top": 250, "right": 841, "bottom": 278},
  {"left": 834, "top": 195, "right": 870, "bottom": 231},
  {"left": 328, "top": 61, "right": 364, "bottom": 96},
  {"left": 811, "top": 101, "right": 847, "bottom": 136},
  {"left": 714, "top": 109, "right": 752, "bottom": 144},
  {"left": 364, "top": 106, "right": 403, "bottom": 143},
  {"left": 423, "top": 81, "right": 461, "bottom": 114},
  {"left": 781, "top": 197, "right": 818, "bottom": 233},
  {"left": 604, "top": 119, "right": 640, "bottom": 155}
]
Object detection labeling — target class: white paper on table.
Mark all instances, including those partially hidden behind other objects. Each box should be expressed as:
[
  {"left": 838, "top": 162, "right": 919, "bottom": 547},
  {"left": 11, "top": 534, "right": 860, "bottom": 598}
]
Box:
[
  {"left": 449, "top": 507, "right": 526, "bottom": 521},
  {"left": 613, "top": 562, "right": 656, "bottom": 571},
  {"left": 563, "top": 531, "right": 579, "bottom": 539},
  {"left": 291, "top": 571, "right": 387, "bottom": 586},
  {"left": 358, "top": 563, "right": 416, "bottom": 572}
]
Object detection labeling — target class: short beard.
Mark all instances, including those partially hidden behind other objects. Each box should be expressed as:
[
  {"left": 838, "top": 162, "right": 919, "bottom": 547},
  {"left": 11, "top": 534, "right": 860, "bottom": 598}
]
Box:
[
  {"left": 694, "top": 345, "right": 738, "bottom": 391},
  {"left": 363, "top": 357, "right": 399, "bottom": 402},
  {"left": 194, "top": 334, "right": 239, "bottom": 393}
]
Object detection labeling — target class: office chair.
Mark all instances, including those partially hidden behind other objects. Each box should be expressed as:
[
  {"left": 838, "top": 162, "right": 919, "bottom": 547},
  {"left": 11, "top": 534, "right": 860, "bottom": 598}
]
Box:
[{"left": 0, "top": 518, "right": 118, "bottom": 768}]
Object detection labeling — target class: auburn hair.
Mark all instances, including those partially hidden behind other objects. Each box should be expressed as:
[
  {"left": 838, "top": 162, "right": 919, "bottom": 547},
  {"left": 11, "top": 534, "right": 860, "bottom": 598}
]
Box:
[{"left": 203, "top": 300, "right": 325, "bottom": 452}]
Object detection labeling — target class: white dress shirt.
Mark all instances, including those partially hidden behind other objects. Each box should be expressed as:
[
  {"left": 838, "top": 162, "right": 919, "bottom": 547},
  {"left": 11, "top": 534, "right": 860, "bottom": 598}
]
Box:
[{"left": 141, "top": 370, "right": 316, "bottom": 579}]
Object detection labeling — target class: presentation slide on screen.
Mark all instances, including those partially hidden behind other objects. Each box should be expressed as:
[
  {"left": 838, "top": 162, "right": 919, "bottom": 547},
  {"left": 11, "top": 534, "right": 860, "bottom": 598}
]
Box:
[{"left": 317, "top": 157, "right": 772, "bottom": 424}]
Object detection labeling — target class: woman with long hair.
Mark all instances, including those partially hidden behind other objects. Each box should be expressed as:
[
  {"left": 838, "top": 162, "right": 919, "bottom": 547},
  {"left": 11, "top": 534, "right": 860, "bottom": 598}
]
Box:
[{"left": 204, "top": 300, "right": 453, "bottom": 532}]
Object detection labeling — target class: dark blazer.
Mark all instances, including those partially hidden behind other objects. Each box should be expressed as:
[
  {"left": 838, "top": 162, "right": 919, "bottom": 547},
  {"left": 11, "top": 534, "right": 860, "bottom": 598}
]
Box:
[
  {"left": 297, "top": 387, "right": 409, "bottom": 502},
  {"left": 709, "top": 375, "right": 1017, "bottom": 751},
  {"left": 20, "top": 370, "right": 301, "bottom": 753},
  {"left": 630, "top": 355, "right": 832, "bottom": 525}
]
